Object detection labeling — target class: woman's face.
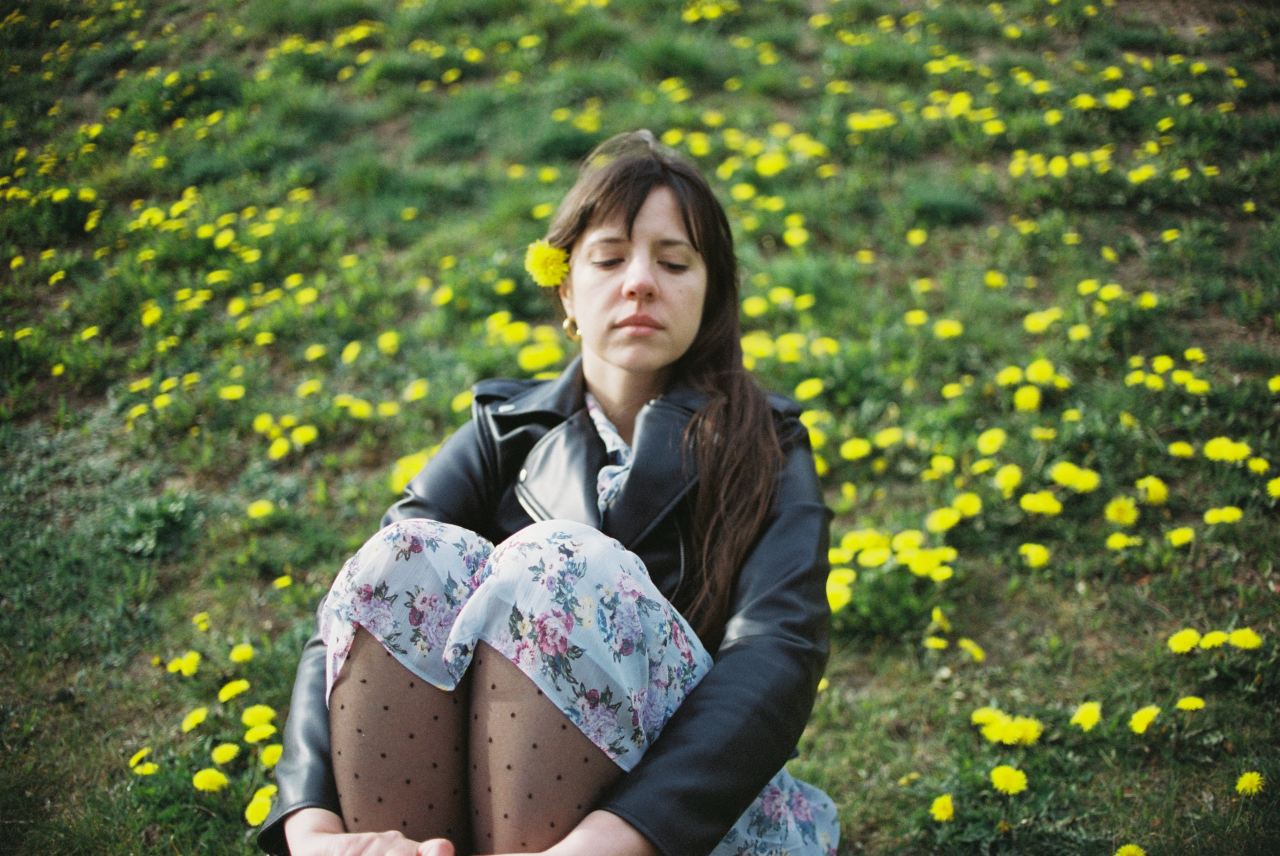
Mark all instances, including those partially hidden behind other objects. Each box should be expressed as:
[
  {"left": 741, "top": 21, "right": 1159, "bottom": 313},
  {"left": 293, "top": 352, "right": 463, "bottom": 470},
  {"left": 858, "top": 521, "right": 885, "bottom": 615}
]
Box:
[{"left": 561, "top": 185, "right": 708, "bottom": 391}]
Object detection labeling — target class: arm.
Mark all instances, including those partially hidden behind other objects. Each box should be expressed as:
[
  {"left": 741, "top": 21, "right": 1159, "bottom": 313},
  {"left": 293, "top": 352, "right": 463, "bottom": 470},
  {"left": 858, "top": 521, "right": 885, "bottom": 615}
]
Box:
[
  {"left": 599, "top": 433, "right": 832, "bottom": 856},
  {"left": 257, "top": 419, "right": 497, "bottom": 854}
]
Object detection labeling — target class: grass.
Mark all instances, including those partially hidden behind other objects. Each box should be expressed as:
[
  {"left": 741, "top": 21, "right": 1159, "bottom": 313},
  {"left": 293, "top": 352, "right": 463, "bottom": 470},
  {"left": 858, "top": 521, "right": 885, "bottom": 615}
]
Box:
[{"left": 1, "top": 0, "right": 1279, "bottom": 853}]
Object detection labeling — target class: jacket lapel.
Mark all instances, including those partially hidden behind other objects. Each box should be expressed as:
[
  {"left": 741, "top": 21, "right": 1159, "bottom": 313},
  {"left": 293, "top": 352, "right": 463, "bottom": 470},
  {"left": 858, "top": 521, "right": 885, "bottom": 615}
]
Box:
[
  {"left": 504, "top": 357, "right": 707, "bottom": 547},
  {"left": 513, "top": 408, "right": 606, "bottom": 528},
  {"left": 601, "top": 388, "right": 703, "bottom": 548}
]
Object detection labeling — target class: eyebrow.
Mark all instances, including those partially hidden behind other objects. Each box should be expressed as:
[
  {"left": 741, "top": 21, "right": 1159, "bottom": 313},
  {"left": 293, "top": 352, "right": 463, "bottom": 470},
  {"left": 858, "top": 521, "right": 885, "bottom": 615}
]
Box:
[{"left": 585, "top": 235, "right": 694, "bottom": 251}]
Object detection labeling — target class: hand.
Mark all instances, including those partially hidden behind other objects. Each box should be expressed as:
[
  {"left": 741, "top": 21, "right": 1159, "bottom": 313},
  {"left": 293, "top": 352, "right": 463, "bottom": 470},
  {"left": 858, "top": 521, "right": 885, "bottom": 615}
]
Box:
[
  {"left": 530, "top": 810, "right": 658, "bottom": 856},
  {"left": 284, "top": 808, "right": 456, "bottom": 856}
]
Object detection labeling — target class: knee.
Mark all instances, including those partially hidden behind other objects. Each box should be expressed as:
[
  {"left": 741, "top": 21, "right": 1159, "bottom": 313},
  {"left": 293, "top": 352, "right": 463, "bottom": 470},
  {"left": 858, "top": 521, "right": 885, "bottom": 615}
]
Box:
[
  {"left": 487, "top": 520, "right": 640, "bottom": 596},
  {"left": 347, "top": 518, "right": 492, "bottom": 586}
]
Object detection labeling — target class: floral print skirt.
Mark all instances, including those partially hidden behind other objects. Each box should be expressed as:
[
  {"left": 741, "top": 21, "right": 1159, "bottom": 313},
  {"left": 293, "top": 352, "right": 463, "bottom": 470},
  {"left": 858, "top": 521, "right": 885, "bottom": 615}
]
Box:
[{"left": 320, "top": 517, "right": 839, "bottom": 856}]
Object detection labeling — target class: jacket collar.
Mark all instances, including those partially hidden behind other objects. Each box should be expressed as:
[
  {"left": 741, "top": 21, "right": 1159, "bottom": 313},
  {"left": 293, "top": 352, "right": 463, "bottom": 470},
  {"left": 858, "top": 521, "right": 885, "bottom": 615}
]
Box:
[{"left": 509, "top": 356, "right": 708, "bottom": 548}]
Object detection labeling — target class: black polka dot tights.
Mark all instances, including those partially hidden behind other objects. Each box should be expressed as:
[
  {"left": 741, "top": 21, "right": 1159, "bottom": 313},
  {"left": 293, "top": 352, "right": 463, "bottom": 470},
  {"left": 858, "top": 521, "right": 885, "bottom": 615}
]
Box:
[{"left": 329, "top": 629, "right": 622, "bottom": 852}]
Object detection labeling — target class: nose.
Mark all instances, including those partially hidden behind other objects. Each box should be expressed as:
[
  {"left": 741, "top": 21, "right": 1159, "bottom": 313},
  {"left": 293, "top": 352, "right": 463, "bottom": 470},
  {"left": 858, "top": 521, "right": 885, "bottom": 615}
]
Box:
[{"left": 622, "top": 255, "right": 657, "bottom": 301}]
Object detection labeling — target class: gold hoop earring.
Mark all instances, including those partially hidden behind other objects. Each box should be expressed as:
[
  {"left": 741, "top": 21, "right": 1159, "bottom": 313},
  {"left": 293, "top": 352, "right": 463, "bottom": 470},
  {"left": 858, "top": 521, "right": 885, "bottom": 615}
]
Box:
[{"left": 562, "top": 317, "right": 580, "bottom": 342}]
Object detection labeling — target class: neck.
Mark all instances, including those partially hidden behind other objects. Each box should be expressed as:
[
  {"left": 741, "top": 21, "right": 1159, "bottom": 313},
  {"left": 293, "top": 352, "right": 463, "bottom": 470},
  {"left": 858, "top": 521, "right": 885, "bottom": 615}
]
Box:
[{"left": 580, "top": 358, "right": 670, "bottom": 445}]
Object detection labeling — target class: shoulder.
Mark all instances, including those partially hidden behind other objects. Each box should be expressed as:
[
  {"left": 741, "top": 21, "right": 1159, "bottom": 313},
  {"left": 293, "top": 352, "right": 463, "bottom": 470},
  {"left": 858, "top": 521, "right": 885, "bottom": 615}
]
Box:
[{"left": 763, "top": 390, "right": 808, "bottom": 446}]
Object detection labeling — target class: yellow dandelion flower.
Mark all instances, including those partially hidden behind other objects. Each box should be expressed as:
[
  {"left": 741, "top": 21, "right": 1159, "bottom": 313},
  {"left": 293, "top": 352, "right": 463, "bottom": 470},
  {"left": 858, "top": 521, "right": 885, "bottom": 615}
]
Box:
[
  {"left": 260, "top": 743, "right": 284, "bottom": 768},
  {"left": 1071, "top": 701, "right": 1101, "bottom": 732},
  {"left": 990, "top": 765, "right": 1027, "bottom": 795},
  {"left": 245, "top": 723, "right": 278, "bottom": 743},
  {"left": 245, "top": 793, "right": 273, "bottom": 826},
  {"left": 1227, "top": 627, "right": 1262, "bottom": 649},
  {"left": 218, "top": 384, "right": 246, "bottom": 401},
  {"left": 242, "top": 704, "right": 277, "bottom": 727},
  {"left": 925, "top": 507, "right": 961, "bottom": 533},
  {"left": 1236, "top": 771, "right": 1264, "bottom": 796},
  {"left": 1019, "top": 543, "right": 1050, "bottom": 568},
  {"left": 1013, "top": 385, "right": 1041, "bottom": 412},
  {"left": 524, "top": 239, "right": 569, "bottom": 287},
  {"left": 229, "top": 643, "right": 254, "bottom": 663},
  {"left": 1105, "top": 496, "right": 1139, "bottom": 526},
  {"left": 929, "top": 793, "right": 954, "bottom": 822},
  {"left": 794, "top": 378, "right": 824, "bottom": 401},
  {"left": 219, "top": 679, "right": 250, "bottom": 703},
  {"left": 1114, "top": 846, "right": 1146, "bottom": 856},
  {"left": 1134, "top": 475, "right": 1168, "bottom": 505},
  {"left": 377, "top": 330, "right": 400, "bottom": 355},
  {"left": 933, "top": 319, "right": 963, "bottom": 339},
  {"left": 1129, "top": 705, "right": 1160, "bottom": 735},
  {"left": 1167, "top": 628, "right": 1201, "bottom": 654},
  {"left": 1175, "top": 696, "right": 1205, "bottom": 711},
  {"left": 994, "top": 464, "right": 1022, "bottom": 498},
  {"left": 1020, "top": 491, "right": 1062, "bottom": 515},
  {"left": 181, "top": 706, "right": 209, "bottom": 733},
  {"left": 976, "top": 428, "right": 1006, "bottom": 456},
  {"left": 211, "top": 743, "right": 240, "bottom": 765},
  {"left": 1165, "top": 526, "right": 1195, "bottom": 547},
  {"left": 246, "top": 499, "right": 275, "bottom": 519},
  {"left": 952, "top": 492, "right": 982, "bottom": 517},
  {"left": 957, "top": 637, "right": 986, "bottom": 662},
  {"left": 193, "top": 768, "right": 230, "bottom": 793},
  {"left": 1199, "top": 630, "right": 1228, "bottom": 649}
]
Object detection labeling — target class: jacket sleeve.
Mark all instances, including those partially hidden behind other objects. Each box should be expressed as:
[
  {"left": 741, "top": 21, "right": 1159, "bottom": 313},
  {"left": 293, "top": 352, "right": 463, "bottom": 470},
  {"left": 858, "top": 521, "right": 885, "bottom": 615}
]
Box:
[
  {"left": 256, "top": 418, "right": 495, "bottom": 854},
  {"left": 599, "top": 429, "right": 832, "bottom": 856}
]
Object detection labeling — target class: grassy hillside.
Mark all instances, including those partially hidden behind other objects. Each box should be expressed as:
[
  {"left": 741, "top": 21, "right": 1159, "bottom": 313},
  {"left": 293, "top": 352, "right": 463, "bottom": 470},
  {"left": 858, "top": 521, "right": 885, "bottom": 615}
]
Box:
[{"left": 2, "top": 0, "right": 1278, "bottom": 852}]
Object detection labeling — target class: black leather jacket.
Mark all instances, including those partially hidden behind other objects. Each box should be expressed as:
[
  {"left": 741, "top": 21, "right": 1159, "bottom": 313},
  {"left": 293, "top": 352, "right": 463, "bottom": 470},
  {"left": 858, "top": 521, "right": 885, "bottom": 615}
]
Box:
[{"left": 258, "top": 358, "right": 832, "bottom": 856}]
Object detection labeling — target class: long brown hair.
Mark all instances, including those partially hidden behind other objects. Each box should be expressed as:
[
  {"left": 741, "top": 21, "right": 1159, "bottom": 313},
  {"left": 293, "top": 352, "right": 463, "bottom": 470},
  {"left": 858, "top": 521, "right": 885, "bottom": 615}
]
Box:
[{"left": 543, "top": 130, "right": 783, "bottom": 646}]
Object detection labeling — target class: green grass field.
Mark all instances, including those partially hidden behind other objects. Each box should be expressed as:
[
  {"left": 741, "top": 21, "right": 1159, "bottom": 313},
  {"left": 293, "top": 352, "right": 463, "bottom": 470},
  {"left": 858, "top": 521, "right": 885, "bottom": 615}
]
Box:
[{"left": 2, "top": 0, "right": 1279, "bottom": 852}]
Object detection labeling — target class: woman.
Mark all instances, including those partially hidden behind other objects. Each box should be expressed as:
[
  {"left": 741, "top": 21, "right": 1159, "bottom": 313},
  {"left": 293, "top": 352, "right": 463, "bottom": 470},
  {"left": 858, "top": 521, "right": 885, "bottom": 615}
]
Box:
[{"left": 258, "top": 130, "right": 839, "bottom": 856}]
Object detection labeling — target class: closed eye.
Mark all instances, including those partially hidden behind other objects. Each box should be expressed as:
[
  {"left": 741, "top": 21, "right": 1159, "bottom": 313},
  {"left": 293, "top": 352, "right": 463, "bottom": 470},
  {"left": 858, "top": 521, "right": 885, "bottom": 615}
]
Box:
[
  {"left": 662, "top": 261, "right": 690, "bottom": 273},
  {"left": 593, "top": 258, "right": 624, "bottom": 269}
]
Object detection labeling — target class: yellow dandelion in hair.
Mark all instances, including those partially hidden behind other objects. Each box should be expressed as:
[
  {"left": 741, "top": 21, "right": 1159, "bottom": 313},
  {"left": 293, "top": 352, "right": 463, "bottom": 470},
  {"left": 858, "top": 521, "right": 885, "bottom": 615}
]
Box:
[
  {"left": 525, "top": 239, "right": 569, "bottom": 287},
  {"left": 929, "top": 793, "right": 954, "bottom": 822},
  {"left": 1236, "top": 771, "right": 1264, "bottom": 796},
  {"left": 990, "top": 765, "right": 1027, "bottom": 795}
]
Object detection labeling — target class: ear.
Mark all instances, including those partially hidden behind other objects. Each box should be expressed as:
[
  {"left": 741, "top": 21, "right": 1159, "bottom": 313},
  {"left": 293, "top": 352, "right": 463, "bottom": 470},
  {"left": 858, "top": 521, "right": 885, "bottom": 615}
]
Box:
[{"left": 558, "top": 278, "right": 574, "bottom": 318}]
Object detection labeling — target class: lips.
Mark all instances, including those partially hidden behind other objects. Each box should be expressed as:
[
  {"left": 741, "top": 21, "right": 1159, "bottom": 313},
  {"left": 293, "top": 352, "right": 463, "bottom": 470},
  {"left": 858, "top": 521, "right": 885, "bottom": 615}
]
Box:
[{"left": 615, "top": 313, "right": 663, "bottom": 330}]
